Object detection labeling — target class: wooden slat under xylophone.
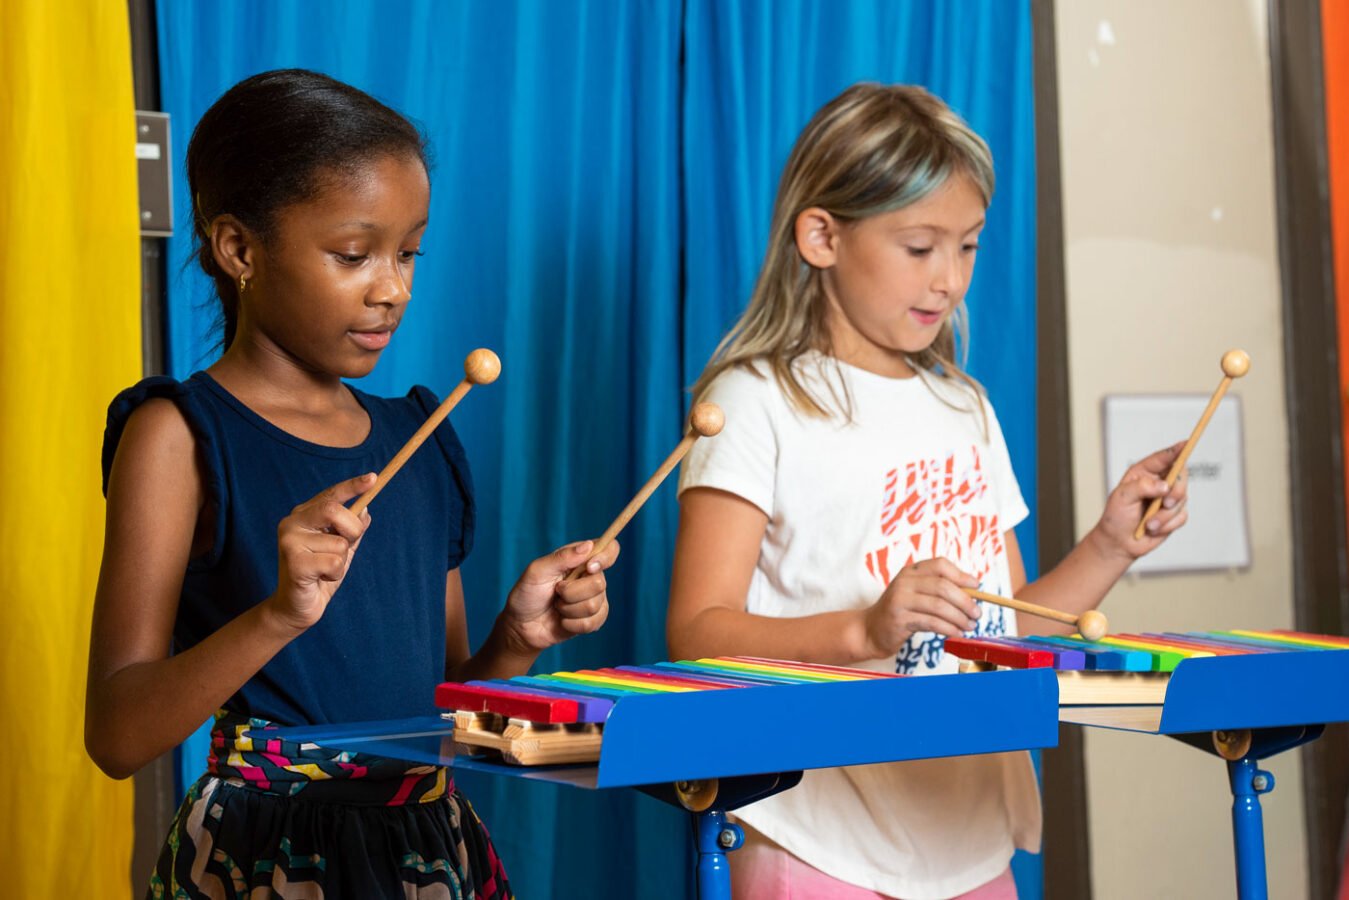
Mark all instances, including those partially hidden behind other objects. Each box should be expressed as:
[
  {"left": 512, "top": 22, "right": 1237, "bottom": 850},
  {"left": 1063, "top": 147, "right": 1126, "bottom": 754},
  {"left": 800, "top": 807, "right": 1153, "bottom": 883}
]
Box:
[
  {"left": 945, "top": 629, "right": 1349, "bottom": 705},
  {"left": 435, "top": 657, "right": 897, "bottom": 765}
]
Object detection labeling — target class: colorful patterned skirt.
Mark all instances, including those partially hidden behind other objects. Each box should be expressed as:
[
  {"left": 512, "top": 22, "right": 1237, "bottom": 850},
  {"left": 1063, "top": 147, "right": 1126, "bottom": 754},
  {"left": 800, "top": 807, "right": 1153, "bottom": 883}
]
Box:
[{"left": 146, "top": 712, "right": 512, "bottom": 899}]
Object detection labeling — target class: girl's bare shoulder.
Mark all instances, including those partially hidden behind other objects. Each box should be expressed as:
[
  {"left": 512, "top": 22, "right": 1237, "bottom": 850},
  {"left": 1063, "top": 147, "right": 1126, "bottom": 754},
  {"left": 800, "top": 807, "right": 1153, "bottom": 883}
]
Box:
[{"left": 107, "top": 396, "right": 202, "bottom": 505}]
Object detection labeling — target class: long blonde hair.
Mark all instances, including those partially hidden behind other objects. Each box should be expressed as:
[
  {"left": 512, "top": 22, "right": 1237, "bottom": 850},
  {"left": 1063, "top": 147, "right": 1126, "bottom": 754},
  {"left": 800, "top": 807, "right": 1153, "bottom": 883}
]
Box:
[{"left": 692, "top": 83, "right": 995, "bottom": 419}]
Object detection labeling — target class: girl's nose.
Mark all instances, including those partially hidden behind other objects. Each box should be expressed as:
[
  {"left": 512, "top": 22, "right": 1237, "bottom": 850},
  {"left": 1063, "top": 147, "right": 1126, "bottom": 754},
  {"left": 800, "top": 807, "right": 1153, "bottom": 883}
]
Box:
[
  {"left": 368, "top": 259, "right": 412, "bottom": 306},
  {"left": 932, "top": 252, "right": 966, "bottom": 296}
]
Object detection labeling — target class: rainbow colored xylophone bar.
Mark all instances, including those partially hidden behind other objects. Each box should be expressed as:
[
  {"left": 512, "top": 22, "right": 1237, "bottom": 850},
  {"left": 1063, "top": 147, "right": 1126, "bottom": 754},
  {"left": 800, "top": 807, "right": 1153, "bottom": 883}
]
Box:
[
  {"left": 945, "top": 630, "right": 1349, "bottom": 705},
  {"left": 436, "top": 657, "right": 898, "bottom": 766}
]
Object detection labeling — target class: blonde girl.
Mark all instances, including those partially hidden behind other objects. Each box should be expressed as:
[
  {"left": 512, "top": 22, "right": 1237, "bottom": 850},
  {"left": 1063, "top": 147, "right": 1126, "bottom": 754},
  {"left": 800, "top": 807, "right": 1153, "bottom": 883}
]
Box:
[{"left": 668, "top": 83, "right": 1187, "bottom": 899}]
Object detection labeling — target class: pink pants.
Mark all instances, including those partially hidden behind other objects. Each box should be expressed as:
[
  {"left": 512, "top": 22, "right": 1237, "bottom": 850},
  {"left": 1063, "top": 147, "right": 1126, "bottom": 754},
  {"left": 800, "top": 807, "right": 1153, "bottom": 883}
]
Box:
[{"left": 730, "top": 825, "right": 1018, "bottom": 900}]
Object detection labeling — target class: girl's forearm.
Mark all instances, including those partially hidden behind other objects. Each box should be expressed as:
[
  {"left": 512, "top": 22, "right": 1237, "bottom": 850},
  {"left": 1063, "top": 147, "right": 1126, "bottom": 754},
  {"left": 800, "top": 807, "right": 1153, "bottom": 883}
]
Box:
[
  {"left": 445, "top": 615, "right": 541, "bottom": 683},
  {"left": 1013, "top": 526, "right": 1132, "bottom": 636},
  {"left": 85, "top": 601, "right": 302, "bottom": 779}
]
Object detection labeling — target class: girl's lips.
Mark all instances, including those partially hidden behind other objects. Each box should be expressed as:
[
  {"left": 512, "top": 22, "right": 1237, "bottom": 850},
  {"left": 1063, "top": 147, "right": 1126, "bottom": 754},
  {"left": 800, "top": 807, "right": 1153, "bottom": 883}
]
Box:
[
  {"left": 349, "top": 329, "right": 392, "bottom": 350},
  {"left": 910, "top": 309, "right": 943, "bottom": 326}
]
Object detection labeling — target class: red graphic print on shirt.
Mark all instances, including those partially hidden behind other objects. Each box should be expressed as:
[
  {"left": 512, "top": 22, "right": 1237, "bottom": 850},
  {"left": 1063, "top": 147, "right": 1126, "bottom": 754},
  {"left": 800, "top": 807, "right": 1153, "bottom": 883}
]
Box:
[{"left": 863, "top": 444, "right": 1004, "bottom": 588}]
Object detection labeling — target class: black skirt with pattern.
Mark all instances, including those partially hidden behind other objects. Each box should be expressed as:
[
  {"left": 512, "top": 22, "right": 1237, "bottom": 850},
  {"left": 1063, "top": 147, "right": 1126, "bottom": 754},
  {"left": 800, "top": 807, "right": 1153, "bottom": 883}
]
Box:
[{"left": 145, "top": 713, "right": 512, "bottom": 899}]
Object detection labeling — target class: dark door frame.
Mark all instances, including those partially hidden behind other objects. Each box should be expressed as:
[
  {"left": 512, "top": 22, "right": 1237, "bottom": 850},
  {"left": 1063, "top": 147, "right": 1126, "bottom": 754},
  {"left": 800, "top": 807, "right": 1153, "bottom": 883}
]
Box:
[
  {"left": 1268, "top": 2, "right": 1349, "bottom": 898},
  {"left": 1030, "top": 2, "right": 1094, "bottom": 897}
]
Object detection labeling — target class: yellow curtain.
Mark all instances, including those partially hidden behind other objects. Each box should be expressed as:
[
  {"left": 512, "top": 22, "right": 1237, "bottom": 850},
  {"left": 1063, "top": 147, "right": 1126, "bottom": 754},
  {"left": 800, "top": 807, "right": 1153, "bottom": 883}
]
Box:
[{"left": 0, "top": 0, "right": 141, "bottom": 894}]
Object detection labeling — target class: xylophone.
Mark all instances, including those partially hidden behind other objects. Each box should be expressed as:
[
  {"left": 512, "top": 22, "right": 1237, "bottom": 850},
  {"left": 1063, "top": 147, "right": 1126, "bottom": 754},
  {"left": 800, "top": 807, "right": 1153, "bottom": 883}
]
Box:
[
  {"left": 945, "top": 628, "right": 1349, "bottom": 713},
  {"left": 264, "top": 658, "right": 1060, "bottom": 899},
  {"left": 946, "top": 628, "right": 1349, "bottom": 900},
  {"left": 415, "top": 655, "right": 1061, "bottom": 786},
  {"left": 438, "top": 656, "right": 907, "bottom": 767}
]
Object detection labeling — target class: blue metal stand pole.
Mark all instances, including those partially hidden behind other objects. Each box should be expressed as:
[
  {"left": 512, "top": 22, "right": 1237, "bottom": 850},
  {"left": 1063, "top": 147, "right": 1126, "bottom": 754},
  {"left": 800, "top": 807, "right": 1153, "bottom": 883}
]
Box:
[
  {"left": 1227, "top": 758, "right": 1274, "bottom": 900},
  {"left": 694, "top": 809, "right": 744, "bottom": 900}
]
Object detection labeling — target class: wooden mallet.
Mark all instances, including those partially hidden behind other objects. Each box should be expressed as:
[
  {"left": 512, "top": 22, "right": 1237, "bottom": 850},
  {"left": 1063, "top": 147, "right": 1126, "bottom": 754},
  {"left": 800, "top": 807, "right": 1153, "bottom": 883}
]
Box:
[
  {"left": 564, "top": 402, "right": 724, "bottom": 580},
  {"left": 351, "top": 348, "right": 501, "bottom": 517},
  {"left": 1133, "top": 348, "right": 1250, "bottom": 540},
  {"left": 964, "top": 588, "right": 1109, "bottom": 642}
]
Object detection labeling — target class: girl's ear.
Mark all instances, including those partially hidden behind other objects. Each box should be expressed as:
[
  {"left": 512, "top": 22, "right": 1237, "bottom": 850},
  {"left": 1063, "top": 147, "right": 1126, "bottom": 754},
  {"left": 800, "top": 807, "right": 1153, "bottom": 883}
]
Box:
[
  {"left": 794, "top": 207, "right": 840, "bottom": 268},
  {"left": 209, "top": 214, "right": 257, "bottom": 282}
]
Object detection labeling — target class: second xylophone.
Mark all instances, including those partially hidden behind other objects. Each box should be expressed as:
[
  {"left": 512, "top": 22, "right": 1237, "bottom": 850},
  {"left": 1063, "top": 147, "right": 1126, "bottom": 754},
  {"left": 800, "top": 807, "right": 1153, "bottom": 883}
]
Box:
[{"left": 945, "top": 629, "right": 1349, "bottom": 705}]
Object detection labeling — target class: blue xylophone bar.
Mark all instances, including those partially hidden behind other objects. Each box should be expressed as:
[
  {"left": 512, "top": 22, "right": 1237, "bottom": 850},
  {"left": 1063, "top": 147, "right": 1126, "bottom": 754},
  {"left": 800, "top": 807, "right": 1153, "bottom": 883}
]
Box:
[{"left": 994, "top": 634, "right": 1151, "bottom": 671}]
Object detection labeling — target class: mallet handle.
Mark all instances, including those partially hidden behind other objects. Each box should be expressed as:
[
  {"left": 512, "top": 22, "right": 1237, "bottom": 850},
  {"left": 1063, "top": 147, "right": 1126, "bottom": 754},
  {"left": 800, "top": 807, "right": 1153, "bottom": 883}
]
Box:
[
  {"left": 963, "top": 587, "right": 1079, "bottom": 628},
  {"left": 351, "top": 379, "right": 475, "bottom": 517},
  {"left": 563, "top": 433, "right": 698, "bottom": 581},
  {"left": 1132, "top": 377, "right": 1232, "bottom": 540}
]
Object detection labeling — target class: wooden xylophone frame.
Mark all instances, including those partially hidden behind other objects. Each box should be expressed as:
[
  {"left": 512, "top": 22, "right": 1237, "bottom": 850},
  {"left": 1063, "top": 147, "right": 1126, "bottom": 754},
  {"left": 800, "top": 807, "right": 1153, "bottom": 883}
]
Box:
[{"left": 448, "top": 710, "right": 603, "bottom": 765}]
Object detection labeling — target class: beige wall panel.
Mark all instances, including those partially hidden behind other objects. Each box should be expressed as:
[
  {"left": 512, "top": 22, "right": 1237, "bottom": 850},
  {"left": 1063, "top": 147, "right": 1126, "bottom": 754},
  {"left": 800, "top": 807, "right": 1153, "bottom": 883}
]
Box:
[{"left": 1054, "top": 2, "right": 1304, "bottom": 898}]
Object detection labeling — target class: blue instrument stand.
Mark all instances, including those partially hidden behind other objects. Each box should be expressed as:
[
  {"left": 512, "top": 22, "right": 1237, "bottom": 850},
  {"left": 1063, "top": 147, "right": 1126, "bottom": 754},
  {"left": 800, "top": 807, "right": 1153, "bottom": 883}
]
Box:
[
  {"left": 1169, "top": 725, "right": 1325, "bottom": 900},
  {"left": 1061, "top": 648, "right": 1349, "bottom": 900},
  {"left": 638, "top": 772, "right": 803, "bottom": 900}
]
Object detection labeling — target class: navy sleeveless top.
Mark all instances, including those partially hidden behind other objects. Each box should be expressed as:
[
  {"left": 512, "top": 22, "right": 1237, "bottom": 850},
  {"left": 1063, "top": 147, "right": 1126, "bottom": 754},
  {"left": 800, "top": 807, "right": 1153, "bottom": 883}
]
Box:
[{"left": 102, "top": 372, "right": 475, "bottom": 726}]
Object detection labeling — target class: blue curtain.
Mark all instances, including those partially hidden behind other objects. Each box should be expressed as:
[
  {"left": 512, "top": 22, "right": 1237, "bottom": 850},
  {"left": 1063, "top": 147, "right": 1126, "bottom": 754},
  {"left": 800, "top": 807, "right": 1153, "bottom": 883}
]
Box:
[{"left": 155, "top": 2, "right": 1036, "bottom": 897}]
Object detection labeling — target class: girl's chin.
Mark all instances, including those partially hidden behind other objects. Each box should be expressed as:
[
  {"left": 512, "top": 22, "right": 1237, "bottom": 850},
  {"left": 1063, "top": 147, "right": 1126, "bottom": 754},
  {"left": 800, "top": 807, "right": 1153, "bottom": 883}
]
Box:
[
  {"left": 331, "top": 353, "right": 382, "bottom": 380},
  {"left": 877, "top": 334, "right": 939, "bottom": 356}
]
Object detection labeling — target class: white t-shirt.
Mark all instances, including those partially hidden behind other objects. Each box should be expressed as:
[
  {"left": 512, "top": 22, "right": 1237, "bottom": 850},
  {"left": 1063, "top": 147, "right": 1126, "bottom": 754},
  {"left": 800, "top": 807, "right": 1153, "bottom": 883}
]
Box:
[{"left": 677, "top": 354, "right": 1040, "bottom": 900}]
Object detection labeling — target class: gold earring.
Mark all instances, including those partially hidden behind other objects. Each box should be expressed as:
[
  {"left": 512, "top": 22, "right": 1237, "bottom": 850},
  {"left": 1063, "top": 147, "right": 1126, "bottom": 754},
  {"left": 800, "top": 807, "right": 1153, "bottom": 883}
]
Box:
[{"left": 239, "top": 274, "right": 248, "bottom": 294}]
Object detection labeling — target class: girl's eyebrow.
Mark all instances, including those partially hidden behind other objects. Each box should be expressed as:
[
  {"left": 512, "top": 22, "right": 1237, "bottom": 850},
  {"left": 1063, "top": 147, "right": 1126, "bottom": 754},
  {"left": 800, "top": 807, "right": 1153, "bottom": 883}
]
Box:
[
  {"left": 335, "top": 217, "right": 430, "bottom": 231},
  {"left": 894, "top": 217, "right": 985, "bottom": 235}
]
